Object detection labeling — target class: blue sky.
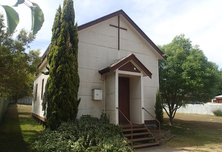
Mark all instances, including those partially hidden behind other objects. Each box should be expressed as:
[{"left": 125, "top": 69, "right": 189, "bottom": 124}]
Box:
[{"left": 1, "top": 0, "right": 222, "bottom": 69}]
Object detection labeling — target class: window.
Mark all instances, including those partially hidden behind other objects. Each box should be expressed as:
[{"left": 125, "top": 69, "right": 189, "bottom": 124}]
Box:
[
  {"left": 41, "top": 79, "right": 44, "bottom": 99},
  {"left": 34, "top": 84, "right": 38, "bottom": 101}
]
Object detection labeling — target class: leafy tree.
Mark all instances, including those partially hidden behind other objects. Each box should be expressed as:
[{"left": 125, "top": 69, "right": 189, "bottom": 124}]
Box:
[
  {"left": 216, "top": 70, "right": 222, "bottom": 95},
  {"left": 0, "top": 46, "right": 13, "bottom": 97},
  {"left": 45, "top": 0, "right": 80, "bottom": 130},
  {"left": 155, "top": 91, "right": 163, "bottom": 128},
  {"left": 0, "top": 0, "right": 44, "bottom": 35},
  {"left": 28, "top": 49, "right": 41, "bottom": 74},
  {"left": 0, "top": 13, "right": 41, "bottom": 100},
  {"left": 159, "top": 34, "right": 219, "bottom": 125},
  {"left": 182, "top": 46, "right": 219, "bottom": 101}
]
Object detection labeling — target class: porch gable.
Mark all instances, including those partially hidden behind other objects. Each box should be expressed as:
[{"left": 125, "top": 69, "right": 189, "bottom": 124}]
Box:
[{"left": 99, "top": 53, "right": 152, "bottom": 78}]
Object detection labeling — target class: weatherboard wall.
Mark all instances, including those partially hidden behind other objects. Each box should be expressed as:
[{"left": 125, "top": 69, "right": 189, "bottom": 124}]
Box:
[
  {"left": 78, "top": 14, "right": 160, "bottom": 122},
  {"left": 32, "top": 12, "right": 162, "bottom": 123},
  {"left": 32, "top": 64, "right": 49, "bottom": 119}
]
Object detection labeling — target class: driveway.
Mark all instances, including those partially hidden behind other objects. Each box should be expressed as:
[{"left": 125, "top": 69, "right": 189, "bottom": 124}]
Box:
[{"left": 135, "top": 145, "right": 189, "bottom": 152}]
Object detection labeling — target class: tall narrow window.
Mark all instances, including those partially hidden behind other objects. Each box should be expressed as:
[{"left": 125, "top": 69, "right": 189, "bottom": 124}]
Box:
[
  {"left": 41, "top": 79, "right": 44, "bottom": 99},
  {"left": 34, "top": 84, "right": 38, "bottom": 101}
]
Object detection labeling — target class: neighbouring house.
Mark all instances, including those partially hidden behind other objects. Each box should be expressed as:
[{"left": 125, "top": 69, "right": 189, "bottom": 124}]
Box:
[
  {"left": 212, "top": 95, "right": 222, "bottom": 103},
  {"left": 32, "top": 10, "right": 166, "bottom": 125}
]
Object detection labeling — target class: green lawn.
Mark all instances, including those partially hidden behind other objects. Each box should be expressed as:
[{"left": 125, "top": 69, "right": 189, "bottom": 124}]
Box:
[
  {"left": 0, "top": 104, "right": 44, "bottom": 152},
  {"left": 164, "top": 113, "right": 222, "bottom": 152}
]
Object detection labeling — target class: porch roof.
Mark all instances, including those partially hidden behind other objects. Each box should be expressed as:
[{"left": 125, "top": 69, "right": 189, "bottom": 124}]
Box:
[{"left": 99, "top": 54, "right": 152, "bottom": 78}]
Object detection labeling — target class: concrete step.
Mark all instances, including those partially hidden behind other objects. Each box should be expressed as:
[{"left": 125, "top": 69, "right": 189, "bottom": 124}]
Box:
[
  {"left": 124, "top": 132, "right": 150, "bottom": 137},
  {"left": 132, "top": 142, "right": 159, "bottom": 149},
  {"left": 123, "top": 127, "right": 147, "bottom": 132},
  {"left": 130, "top": 137, "right": 155, "bottom": 142}
]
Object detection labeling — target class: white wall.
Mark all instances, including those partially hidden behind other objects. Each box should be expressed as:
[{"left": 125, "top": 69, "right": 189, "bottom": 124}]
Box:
[
  {"left": 119, "top": 15, "right": 160, "bottom": 121},
  {"left": 33, "top": 14, "right": 162, "bottom": 123},
  {"left": 176, "top": 103, "right": 222, "bottom": 115},
  {"left": 117, "top": 15, "right": 159, "bottom": 122},
  {"left": 104, "top": 73, "right": 116, "bottom": 124},
  {"left": 78, "top": 18, "right": 119, "bottom": 119},
  {"left": 130, "top": 76, "right": 142, "bottom": 124},
  {"left": 32, "top": 64, "right": 49, "bottom": 118}
]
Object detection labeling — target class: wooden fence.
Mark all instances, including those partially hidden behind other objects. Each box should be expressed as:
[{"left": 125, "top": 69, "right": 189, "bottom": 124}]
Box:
[
  {"left": 10, "top": 96, "right": 32, "bottom": 105},
  {"left": 17, "top": 96, "right": 32, "bottom": 105},
  {"left": 0, "top": 96, "right": 32, "bottom": 124}
]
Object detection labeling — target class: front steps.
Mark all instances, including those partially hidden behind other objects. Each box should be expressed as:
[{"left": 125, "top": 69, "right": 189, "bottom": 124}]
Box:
[{"left": 121, "top": 124, "right": 160, "bottom": 149}]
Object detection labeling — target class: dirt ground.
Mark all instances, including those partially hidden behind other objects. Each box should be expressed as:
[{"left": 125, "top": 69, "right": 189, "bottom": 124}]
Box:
[
  {"left": 136, "top": 113, "right": 222, "bottom": 152},
  {"left": 135, "top": 145, "right": 189, "bottom": 152},
  {"left": 164, "top": 113, "right": 222, "bottom": 152}
]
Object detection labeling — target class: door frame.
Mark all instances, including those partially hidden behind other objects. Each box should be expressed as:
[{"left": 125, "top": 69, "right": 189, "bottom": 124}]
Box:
[{"left": 115, "top": 69, "right": 144, "bottom": 124}]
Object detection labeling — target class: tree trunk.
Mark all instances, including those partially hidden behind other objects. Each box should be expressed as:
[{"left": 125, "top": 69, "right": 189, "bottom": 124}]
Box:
[{"left": 169, "top": 116, "right": 173, "bottom": 125}]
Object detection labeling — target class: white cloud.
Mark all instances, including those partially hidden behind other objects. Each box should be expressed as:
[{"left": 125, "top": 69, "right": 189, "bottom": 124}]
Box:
[
  {"left": 131, "top": 0, "right": 222, "bottom": 68},
  {"left": 0, "top": 0, "right": 222, "bottom": 69}
]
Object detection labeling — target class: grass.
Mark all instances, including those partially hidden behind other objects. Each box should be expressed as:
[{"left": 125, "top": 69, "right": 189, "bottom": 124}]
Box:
[
  {"left": 164, "top": 113, "right": 222, "bottom": 152},
  {"left": 0, "top": 104, "right": 44, "bottom": 152},
  {"left": 1, "top": 104, "right": 222, "bottom": 152}
]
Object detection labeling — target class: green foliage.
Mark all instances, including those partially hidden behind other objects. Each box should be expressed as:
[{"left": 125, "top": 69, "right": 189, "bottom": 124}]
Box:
[
  {"left": 30, "top": 5, "right": 44, "bottom": 35},
  {"left": 213, "top": 109, "right": 222, "bottom": 117},
  {"left": 27, "top": 49, "right": 41, "bottom": 73},
  {"left": 13, "top": 0, "right": 25, "bottom": 7},
  {"left": 216, "top": 70, "right": 222, "bottom": 95},
  {"left": 155, "top": 91, "right": 163, "bottom": 128},
  {"left": 0, "top": 0, "right": 44, "bottom": 35},
  {"left": 0, "top": 14, "right": 41, "bottom": 99},
  {"left": 45, "top": 0, "right": 80, "bottom": 130},
  {"left": 32, "top": 114, "right": 133, "bottom": 152},
  {"left": 1, "top": 5, "right": 19, "bottom": 35},
  {"left": 159, "top": 34, "right": 220, "bottom": 125}
]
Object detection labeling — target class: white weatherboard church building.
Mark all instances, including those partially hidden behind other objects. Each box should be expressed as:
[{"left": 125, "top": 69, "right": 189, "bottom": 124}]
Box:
[{"left": 32, "top": 10, "right": 166, "bottom": 125}]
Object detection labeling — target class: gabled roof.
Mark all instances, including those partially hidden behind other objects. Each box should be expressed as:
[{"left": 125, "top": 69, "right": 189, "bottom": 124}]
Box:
[
  {"left": 38, "top": 10, "right": 166, "bottom": 68},
  {"left": 99, "top": 54, "right": 152, "bottom": 78},
  {"left": 78, "top": 9, "right": 166, "bottom": 59},
  {"left": 215, "top": 95, "right": 222, "bottom": 99}
]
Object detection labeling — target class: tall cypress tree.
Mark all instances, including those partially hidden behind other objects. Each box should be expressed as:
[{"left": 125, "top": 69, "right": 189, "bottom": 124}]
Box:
[
  {"left": 45, "top": 0, "right": 80, "bottom": 130},
  {"left": 42, "top": 5, "right": 62, "bottom": 120}
]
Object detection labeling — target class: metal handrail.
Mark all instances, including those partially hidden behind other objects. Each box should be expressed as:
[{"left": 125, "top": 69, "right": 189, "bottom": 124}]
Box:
[
  {"left": 142, "top": 107, "right": 161, "bottom": 142},
  {"left": 116, "top": 107, "right": 133, "bottom": 146}
]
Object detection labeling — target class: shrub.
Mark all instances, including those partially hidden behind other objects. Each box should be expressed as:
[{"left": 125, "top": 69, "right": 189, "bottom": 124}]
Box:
[
  {"left": 32, "top": 114, "right": 133, "bottom": 152},
  {"left": 213, "top": 109, "right": 222, "bottom": 117},
  {"left": 155, "top": 91, "right": 163, "bottom": 128}
]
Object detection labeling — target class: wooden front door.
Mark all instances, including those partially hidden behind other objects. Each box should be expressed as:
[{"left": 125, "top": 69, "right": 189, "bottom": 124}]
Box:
[{"left": 118, "top": 77, "right": 130, "bottom": 124}]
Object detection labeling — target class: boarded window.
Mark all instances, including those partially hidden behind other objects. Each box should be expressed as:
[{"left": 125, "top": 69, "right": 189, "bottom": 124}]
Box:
[{"left": 41, "top": 79, "right": 44, "bottom": 99}]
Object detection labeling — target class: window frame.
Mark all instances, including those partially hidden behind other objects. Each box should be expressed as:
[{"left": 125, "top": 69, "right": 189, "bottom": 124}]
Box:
[{"left": 41, "top": 79, "right": 44, "bottom": 100}]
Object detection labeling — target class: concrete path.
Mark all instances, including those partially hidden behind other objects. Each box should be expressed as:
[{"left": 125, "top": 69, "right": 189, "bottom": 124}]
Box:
[{"left": 135, "top": 145, "right": 188, "bottom": 152}]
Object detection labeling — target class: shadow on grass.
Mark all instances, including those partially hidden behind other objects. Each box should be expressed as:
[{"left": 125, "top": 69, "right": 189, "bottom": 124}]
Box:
[
  {"left": 0, "top": 104, "right": 29, "bottom": 152},
  {"left": 164, "top": 117, "right": 222, "bottom": 148}
]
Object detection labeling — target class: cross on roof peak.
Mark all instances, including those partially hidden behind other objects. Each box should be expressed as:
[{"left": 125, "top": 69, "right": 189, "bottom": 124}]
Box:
[{"left": 109, "top": 15, "right": 127, "bottom": 50}]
